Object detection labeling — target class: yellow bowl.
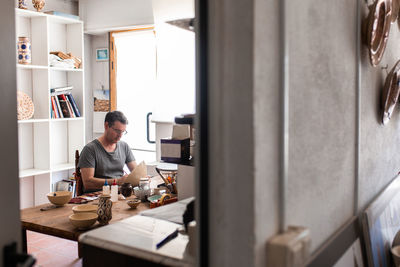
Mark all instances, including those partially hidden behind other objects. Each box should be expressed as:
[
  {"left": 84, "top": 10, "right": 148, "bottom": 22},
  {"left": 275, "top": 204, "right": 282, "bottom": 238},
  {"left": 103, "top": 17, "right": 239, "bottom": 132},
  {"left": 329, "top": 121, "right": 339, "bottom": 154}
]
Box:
[
  {"left": 69, "top": 212, "right": 98, "bottom": 230},
  {"left": 47, "top": 191, "right": 72, "bottom": 206},
  {"left": 127, "top": 199, "right": 141, "bottom": 209},
  {"left": 72, "top": 204, "right": 97, "bottom": 214}
]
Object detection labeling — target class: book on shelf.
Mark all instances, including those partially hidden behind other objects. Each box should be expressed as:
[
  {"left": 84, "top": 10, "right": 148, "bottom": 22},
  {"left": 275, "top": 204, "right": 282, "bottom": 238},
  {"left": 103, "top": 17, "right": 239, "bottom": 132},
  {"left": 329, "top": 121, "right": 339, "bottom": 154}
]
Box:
[
  {"left": 50, "top": 96, "right": 58, "bottom": 118},
  {"left": 66, "top": 93, "right": 81, "bottom": 117},
  {"left": 53, "top": 95, "right": 63, "bottom": 118},
  {"left": 50, "top": 86, "right": 73, "bottom": 96},
  {"left": 58, "top": 99, "right": 71, "bottom": 118},
  {"left": 60, "top": 94, "right": 75, "bottom": 118}
]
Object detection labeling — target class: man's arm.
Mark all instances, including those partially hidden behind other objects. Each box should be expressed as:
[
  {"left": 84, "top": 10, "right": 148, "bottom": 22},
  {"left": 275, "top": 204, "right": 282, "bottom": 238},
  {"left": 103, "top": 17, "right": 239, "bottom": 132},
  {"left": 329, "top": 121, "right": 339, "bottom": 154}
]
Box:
[
  {"left": 126, "top": 161, "right": 137, "bottom": 172},
  {"left": 80, "top": 167, "right": 110, "bottom": 191}
]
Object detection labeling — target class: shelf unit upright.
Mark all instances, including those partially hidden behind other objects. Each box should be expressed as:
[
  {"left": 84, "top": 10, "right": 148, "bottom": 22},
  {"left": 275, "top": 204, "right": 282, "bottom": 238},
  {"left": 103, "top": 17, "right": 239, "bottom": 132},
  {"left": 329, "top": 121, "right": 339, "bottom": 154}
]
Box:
[{"left": 15, "top": 9, "right": 85, "bottom": 208}]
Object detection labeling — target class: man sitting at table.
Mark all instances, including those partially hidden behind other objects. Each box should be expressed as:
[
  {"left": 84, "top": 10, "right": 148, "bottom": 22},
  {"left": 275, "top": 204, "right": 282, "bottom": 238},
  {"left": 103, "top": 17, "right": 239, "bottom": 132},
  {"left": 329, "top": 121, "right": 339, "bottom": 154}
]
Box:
[{"left": 78, "top": 110, "right": 137, "bottom": 192}]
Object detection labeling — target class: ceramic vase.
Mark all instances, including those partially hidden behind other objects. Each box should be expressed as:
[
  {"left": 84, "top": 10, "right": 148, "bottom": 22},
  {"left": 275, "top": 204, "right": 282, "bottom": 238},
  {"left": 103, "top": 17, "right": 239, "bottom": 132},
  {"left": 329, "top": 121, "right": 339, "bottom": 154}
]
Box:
[
  {"left": 97, "top": 194, "right": 112, "bottom": 225},
  {"left": 18, "top": 37, "right": 31, "bottom": 65},
  {"left": 32, "top": 0, "right": 45, "bottom": 12},
  {"left": 120, "top": 183, "right": 133, "bottom": 197},
  {"left": 18, "top": 0, "right": 28, "bottom": 9}
]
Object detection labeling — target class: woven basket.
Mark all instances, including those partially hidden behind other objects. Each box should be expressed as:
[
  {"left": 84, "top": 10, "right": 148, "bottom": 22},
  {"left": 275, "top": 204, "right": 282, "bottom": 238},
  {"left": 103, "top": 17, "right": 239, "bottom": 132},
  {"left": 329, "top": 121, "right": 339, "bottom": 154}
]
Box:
[{"left": 17, "top": 91, "right": 34, "bottom": 120}]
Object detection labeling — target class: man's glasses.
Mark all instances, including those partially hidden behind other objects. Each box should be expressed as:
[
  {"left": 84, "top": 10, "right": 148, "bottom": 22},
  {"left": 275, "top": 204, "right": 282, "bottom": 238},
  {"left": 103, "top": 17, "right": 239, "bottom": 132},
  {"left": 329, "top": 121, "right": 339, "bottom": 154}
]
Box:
[{"left": 111, "top": 127, "right": 128, "bottom": 135}]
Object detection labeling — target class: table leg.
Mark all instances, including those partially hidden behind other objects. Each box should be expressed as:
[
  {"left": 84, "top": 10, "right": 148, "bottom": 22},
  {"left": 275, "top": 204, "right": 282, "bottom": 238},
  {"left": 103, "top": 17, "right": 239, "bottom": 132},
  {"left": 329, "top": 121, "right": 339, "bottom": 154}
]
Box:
[
  {"left": 21, "top": 227, "right": 27, "bottom": 253},
  {"left": 78, "top": 242, "right": 83, "bottom": 258}
]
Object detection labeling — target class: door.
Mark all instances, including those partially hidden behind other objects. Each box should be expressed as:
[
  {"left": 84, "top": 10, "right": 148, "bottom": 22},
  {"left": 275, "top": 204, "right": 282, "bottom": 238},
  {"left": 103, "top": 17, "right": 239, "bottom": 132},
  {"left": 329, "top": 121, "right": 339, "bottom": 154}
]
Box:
[
  {"left": 113, "top": 29, "right": 157, "bottom": 163},
  {"left": 1, "top": 3, "right": 33, "bottom": 266},
  {"left": 111, "top": 24, "right": 196, "bottom": 164}
]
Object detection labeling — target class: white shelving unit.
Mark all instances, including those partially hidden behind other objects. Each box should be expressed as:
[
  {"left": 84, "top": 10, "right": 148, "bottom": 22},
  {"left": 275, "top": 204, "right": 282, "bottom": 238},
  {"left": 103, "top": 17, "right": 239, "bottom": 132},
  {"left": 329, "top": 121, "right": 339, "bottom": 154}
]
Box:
[{"left": 16, "top": 9, "right": 85, "bottom": 208}]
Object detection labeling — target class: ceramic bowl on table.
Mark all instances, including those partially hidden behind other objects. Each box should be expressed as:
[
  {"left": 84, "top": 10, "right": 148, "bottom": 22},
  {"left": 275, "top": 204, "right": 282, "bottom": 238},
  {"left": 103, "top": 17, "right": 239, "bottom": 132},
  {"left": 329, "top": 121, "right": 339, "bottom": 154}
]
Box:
[
  {"left": 47, "top": 191, "right": 72, "bottom": 206},
  {"left": 72, "top": 204, "right": 97, "bottom": 214},
  {"left": 69, "top": 212, "right": 98, "bottom": 230},
  {"left": 127, "top": 199, "right": 141, "bottom": 209}
]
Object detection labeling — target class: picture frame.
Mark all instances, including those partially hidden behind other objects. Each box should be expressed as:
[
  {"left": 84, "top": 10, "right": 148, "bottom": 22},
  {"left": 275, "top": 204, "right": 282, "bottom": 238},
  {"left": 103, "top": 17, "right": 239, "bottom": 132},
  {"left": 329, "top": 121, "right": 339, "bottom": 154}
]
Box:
[
  {"left": 96, "top": 48, "right": 109, "bottom": 61},
  {"left": 362, "top": 174, "right": 400, "bottom": 267}
]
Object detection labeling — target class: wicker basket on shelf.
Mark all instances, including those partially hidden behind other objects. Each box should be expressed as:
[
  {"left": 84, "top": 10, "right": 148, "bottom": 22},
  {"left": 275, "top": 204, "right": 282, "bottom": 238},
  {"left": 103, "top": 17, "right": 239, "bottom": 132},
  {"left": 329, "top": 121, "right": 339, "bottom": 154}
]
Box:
[{"left": 17, "top": 91, "right": 34, "bottom": 120}]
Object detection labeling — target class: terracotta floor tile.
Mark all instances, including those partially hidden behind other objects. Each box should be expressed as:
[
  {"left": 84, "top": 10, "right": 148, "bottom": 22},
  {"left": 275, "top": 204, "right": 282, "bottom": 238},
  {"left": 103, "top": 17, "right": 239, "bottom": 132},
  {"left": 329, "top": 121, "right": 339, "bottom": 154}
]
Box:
[
  {"left": 27, "top": 245, "right": 40, "bottom": 254},
  {"left": 47, "top": 243, "right": 78, "bottom": 259},
  {"left": 31, "top": 249, "right": 55, "bottom": 265},
  {"left": 39, "top": 255, "right": 79, "bottom": 267},
  {"left": 30, "top": 236, "right": 56, "bottom": 249},
  {"left": 27, "top": 230, "right": 48, "bottom": 243},
  {"left": 27, "top": 232, "right": 81, "bottom": 267}
]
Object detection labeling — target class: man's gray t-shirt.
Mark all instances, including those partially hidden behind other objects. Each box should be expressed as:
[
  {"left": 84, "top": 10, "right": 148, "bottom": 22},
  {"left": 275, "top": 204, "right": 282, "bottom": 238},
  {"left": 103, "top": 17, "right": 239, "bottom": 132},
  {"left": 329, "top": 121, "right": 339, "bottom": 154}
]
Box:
[{"left": 78, "top": 139, "right": 135, "bottom": 180}]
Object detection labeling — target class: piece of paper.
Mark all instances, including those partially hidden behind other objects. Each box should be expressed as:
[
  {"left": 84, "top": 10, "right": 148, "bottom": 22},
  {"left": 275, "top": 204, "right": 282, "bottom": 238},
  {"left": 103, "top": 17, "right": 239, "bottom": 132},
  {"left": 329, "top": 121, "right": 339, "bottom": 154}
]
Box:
[{"left": 125, "top": 161, "right": 147, "bottom": 186}]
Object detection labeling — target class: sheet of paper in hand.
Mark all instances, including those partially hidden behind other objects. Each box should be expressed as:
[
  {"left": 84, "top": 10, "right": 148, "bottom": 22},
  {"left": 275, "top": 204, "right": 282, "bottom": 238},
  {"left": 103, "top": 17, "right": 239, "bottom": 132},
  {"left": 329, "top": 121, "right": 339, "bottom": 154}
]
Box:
[{"left": 125, "top": 161, "right": 147, "bottom": 186}]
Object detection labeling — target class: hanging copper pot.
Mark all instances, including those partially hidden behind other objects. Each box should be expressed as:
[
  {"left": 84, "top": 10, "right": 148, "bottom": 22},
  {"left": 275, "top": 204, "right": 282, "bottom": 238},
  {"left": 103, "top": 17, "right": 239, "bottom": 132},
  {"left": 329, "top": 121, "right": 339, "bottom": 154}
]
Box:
[
  {"left": 381, "top": 60, "right": 400, "bottom": 124},
  {"left": 364, "top": 0, "right": 392, "bottom": 66},
  {"left": 391, "top": 0, "right": 399, "bottom": 22}
]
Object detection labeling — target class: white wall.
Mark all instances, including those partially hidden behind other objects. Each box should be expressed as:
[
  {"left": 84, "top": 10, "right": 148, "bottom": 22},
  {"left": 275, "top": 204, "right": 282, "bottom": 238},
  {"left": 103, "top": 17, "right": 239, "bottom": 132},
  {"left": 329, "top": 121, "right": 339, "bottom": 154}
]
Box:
[
  {"left": 84, "top": 34, "right": 93, "bottom": 143},
  {"left": 79, "top": 0, "right": 154, "bottom": 34},
  {"left": 90, "top": 34, "right": 109, "bottom": 140}
]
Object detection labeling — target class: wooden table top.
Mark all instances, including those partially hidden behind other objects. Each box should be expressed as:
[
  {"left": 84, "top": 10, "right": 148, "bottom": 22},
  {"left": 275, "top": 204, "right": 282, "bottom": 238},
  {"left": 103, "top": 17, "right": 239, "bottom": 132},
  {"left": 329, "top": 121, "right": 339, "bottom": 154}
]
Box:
[{"left": 20, "top": 195, "right": 150, "bottom": 242}]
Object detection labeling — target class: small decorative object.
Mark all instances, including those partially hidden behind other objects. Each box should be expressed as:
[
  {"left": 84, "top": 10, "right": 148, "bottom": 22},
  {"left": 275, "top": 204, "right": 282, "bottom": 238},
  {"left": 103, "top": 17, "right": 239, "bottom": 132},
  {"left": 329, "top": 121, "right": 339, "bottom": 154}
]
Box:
[
  {"left": 17, "top": 91, "right": 34, "bottom": 120},
  {"left": 96, "top": 48, "right": 109, "bottom": 61},
  {"left": 17, "top": 37, "right": 31, "bottom": 65},
  {"left": 120, "top": 183, "right": 133, "bottom": 197},
  {"left": 32, "top": 0, "right": 45, "bottom": 12},
  {"left": 363, "top": 0, "right": 392, "bottom": 66},
  {"left": 97, "top": 194, "right": 112, "bottom": 225},
  {"left": 126, "top": 199, "right": 141, "bottom": 209},
  {"left": 381, "top": 60, "right": 400, "bottom": 125},
  {"left": 18, "top": 0, "right": 28, "bottom": 9}
]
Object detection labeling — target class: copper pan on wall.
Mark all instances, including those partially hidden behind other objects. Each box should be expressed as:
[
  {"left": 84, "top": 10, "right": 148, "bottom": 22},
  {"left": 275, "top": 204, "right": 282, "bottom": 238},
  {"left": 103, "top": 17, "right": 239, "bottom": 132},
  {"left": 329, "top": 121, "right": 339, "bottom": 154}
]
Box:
[
  {"left": 363, "top": 0, "right": 392, "bottom": 67},
  {"left": 381, "top": 60, "right": 400, "bottom": 124}
]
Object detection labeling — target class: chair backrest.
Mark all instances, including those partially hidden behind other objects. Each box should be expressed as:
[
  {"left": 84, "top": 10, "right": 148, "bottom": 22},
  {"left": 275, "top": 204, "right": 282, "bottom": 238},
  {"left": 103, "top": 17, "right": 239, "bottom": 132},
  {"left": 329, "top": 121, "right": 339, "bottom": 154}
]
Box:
[{"left": 74, "top": 150, "right": 83, "bottom": 196}]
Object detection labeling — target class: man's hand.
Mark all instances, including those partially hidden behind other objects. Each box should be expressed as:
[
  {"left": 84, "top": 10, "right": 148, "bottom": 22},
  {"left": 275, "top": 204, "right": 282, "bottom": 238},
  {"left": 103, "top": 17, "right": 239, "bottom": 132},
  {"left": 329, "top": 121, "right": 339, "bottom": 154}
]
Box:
[{"left": 117, "top": 174, "right": 128, "bottom": 185}]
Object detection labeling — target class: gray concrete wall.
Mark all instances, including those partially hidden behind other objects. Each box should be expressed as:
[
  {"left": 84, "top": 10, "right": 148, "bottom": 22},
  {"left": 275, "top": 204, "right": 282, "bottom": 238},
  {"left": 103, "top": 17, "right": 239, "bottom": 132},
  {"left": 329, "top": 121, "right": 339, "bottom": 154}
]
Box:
[
  {"left": 286, "top": 0, "right": 357, "bottom": 251},
  {"left": 0, "top": 0, "right": 23, "bottom": 257},
  {"left": 358, "top": 3, "right": 400, "bottom": 212},
  {"left": 253, "top": 0, "right": 280, "bottom": 265},
  {"left": 208, "top": 0, "right": 255, "bottom": 266},
  {"left": 209, "top": 0, "right": 400, "bottom": 266}
]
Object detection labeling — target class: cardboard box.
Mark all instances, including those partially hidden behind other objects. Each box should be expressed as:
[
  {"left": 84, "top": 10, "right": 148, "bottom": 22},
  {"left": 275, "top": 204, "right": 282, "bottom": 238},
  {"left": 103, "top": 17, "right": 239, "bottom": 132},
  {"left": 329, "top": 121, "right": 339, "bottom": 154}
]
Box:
[{"left": 161, "top": 138, "right": 190, "bottom": 163}]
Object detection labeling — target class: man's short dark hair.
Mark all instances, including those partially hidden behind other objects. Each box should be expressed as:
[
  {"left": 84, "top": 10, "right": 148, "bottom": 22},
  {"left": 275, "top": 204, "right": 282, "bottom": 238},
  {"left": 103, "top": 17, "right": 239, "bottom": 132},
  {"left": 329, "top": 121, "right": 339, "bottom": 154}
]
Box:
[{"left": 105, "top": 111, "right": 128, "bottom": 127}]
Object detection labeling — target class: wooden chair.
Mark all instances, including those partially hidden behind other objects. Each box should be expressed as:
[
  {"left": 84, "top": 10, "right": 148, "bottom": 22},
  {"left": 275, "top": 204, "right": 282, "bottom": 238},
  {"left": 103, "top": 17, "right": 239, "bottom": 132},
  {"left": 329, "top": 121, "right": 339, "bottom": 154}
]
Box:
[{"left": 74, "top": 150, "right": 84, "bottom": 196}]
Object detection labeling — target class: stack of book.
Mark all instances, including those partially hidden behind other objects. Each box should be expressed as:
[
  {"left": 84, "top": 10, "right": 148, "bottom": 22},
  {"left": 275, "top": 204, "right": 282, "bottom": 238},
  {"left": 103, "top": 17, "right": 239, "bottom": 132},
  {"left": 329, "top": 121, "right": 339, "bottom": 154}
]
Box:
[{"left": 50, "top": 86, "right": 81, "bottom": 118}]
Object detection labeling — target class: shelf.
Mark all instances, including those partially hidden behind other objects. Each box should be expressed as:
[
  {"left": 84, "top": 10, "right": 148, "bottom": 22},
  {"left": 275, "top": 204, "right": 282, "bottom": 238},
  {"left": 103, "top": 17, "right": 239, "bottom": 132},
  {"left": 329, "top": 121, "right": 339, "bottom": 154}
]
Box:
[
  {"left": 50, "top": 117, "right": 84, "bottom": 122},
  {"left": 51, "top": 162, "right": 75, "bottom": 172},
  {"left": 18, "top": 119, "right": 49, "bottom": 124},
  {"left": 17, "top": 64, "right": 48, "bottom": 70},
  {"left": 49, "top": 67, "right": 83, "bottom": 72},
  {"left": 20, "top": 168, "right": 50, "bottom": 178},
  {"left": 16, "top": 8, "right": 82, "bottom": 25},
  {"left": 15, "top": 8, "right": 47, "bottom": 19},
  {"left": 48, "top": 14, "right": 82, "bottom": 25}
]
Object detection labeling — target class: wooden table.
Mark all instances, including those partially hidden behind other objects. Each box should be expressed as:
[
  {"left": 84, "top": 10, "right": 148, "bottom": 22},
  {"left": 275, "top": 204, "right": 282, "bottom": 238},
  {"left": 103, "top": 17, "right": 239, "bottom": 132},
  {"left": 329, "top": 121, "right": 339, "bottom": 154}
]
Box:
[{"left": 20, "top": 196, "right": 149, "bottom": 257}]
